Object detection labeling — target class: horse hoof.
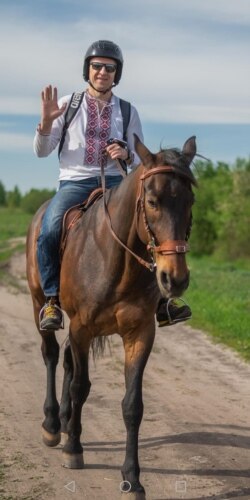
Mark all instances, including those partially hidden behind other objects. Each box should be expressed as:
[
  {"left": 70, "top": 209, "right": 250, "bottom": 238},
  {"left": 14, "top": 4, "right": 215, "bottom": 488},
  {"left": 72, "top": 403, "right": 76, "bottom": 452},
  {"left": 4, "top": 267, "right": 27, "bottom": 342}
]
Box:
[
  {"left": 60, "top": 432, "right": 68, "bottom": 446},
  {"left": 62, "top": 452, "right": 84, "bottom": 469},
  {"left": 42, "top": 428, "right": 61, "bottom": 447},
  {"left": 121, "top": 493, "right": 146, "bottom": 500}
]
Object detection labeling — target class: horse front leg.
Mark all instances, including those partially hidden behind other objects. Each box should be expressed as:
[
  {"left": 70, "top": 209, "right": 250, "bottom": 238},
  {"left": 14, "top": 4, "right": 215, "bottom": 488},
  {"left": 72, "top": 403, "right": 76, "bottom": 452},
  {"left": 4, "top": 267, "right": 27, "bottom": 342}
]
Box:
[
  {"left": 40, "top": 331, "right": 61, "bottom": 447},
  {"left": 62, "top": 328, "right": 91, "bottom": 469},
  {"left": 59, "top": 338, "right": 73, "bottom": 445},
  {"left": 121, "top": 324, "right": 155, "bottom": 497}
]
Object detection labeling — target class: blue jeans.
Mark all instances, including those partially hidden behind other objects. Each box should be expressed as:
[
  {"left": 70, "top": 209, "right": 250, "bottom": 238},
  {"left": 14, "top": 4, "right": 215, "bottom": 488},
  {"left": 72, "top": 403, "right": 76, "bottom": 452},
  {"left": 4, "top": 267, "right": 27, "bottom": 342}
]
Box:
[{"left": 37, "top": 175, "right": 123, "bottom": 297}]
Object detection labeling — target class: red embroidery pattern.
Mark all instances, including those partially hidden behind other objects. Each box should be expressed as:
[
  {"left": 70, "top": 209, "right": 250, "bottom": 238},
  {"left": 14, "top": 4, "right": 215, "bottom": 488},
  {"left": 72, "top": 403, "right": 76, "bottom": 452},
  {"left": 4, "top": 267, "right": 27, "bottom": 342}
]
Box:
[{"left": 84, "top": 94, "right": 112, "bottom": 168}]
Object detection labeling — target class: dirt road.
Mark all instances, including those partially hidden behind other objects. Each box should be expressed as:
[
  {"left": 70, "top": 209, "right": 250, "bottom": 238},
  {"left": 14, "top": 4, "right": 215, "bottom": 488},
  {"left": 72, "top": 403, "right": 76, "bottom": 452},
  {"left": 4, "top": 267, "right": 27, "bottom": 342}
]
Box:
[{"left": 0, "top": 253, "right": 250, "bottom": 500}]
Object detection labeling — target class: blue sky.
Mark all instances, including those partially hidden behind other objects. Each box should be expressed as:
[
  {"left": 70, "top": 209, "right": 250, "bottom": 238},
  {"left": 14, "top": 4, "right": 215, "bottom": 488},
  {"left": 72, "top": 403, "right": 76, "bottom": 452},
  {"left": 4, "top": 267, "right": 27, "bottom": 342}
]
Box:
[{"left": 0, "top": 0, "right": 249, "bottom": 193}]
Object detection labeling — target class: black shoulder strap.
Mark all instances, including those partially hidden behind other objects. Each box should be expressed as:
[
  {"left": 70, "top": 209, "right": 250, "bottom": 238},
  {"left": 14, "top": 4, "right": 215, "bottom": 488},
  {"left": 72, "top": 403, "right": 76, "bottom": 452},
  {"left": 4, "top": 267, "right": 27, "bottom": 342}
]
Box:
[
  {"left": 58, "top": 91, "right": 84, "bottom": 158},
  {"left": 58, "top": 93, "right": 131, "bottom": 158},
  {"left": 119, "top": 98, "right": 131, "bottom": 141}
]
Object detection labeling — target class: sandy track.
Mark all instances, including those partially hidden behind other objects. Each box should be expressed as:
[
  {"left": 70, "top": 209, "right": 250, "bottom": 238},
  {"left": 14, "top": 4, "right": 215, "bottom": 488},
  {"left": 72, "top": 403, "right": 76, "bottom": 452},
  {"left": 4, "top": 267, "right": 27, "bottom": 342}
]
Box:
[{"left": 0, "top": 253, "right": 250, "bottom": 500}]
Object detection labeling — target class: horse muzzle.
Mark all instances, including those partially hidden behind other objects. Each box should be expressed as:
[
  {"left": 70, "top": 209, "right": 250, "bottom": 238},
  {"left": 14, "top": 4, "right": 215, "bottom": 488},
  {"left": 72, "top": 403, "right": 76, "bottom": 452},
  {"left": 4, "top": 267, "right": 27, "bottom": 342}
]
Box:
[
  {"left": 157, "top": 267, "right": 190, "bottom": 297},
  {"left": 148, "top": 238, "right": 190, "bottom": 296}
]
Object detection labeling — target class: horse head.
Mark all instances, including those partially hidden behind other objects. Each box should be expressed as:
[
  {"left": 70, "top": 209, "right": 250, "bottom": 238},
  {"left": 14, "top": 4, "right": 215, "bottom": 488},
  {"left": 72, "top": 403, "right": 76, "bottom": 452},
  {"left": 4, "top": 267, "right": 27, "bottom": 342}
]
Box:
[{"left": 135, "top": 135, "right": 197, "bottom": 298}]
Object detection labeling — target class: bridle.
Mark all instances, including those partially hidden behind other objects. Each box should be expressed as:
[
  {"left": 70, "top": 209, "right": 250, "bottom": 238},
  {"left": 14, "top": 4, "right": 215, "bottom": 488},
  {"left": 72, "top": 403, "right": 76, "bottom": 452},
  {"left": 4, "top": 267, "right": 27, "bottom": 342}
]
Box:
[{"left": 101, "top": 163, "right": 191, "bottom": 272}]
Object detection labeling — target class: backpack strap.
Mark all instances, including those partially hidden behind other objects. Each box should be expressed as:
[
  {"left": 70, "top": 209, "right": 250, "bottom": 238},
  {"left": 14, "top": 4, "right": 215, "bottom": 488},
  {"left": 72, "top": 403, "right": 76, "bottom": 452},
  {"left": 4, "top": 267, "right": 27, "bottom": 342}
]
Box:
[
  {"left": 58, "top": 91, "right": 84, "bottom": 158},
  {"left": 58, "top": 93, "right": 131, "bottom": 158},
  {"left": 119, "top": 98, "right": 131, "bottom": 141}
]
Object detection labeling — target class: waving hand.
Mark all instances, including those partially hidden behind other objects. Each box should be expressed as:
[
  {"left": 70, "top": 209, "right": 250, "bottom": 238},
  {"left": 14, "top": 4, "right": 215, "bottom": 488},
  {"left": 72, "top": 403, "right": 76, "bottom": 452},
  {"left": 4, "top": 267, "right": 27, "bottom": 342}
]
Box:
[{"left": 40, "top": 85, "right": 67, "bottom": 134}]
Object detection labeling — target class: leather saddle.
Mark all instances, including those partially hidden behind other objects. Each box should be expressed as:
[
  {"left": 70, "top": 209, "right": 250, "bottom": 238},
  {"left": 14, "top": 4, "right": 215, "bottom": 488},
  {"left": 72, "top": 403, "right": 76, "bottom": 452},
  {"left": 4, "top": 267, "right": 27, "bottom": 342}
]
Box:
[{"left": 60, "top": 187, "right": 103, "bottom": 259}]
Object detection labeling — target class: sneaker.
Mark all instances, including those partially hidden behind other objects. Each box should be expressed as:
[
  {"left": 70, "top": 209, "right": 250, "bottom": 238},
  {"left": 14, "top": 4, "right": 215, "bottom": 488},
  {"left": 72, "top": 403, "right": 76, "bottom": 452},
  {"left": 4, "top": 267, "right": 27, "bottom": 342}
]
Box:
[
  {"left": 39, "top": 297, "right": 64, "bottom": 331},
  {"left": 156, "top": 298, "right": 192, "bottom": 327}
]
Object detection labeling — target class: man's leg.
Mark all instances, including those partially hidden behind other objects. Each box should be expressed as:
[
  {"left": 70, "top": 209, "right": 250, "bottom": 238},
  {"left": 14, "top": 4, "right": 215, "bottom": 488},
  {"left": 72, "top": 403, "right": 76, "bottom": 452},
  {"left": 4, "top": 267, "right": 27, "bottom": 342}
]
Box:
[{"left": 37, "top": 178, "right": 99, "bottom": 330}]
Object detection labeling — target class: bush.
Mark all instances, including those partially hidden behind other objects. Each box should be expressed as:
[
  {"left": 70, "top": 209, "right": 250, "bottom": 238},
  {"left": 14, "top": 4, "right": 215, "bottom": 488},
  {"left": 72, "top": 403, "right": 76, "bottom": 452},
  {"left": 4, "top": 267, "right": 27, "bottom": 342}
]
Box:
[{"left": 21, "top": 188, "right": 56, "bottom": 214}]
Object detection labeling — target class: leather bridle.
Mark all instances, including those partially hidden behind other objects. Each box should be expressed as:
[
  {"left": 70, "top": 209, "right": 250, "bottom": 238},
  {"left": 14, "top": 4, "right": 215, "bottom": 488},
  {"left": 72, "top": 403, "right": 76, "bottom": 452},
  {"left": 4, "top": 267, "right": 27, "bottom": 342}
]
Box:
[{"left": 101, "top": 163, "right": 191, "bottom": 272}]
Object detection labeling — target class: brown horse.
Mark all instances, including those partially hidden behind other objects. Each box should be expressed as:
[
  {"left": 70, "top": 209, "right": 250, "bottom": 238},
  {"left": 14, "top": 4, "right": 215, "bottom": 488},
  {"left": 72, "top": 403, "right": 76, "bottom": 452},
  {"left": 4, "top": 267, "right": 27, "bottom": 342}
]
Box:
[{"left": 26, "top": 135, "right": 197, "bottom": 498}]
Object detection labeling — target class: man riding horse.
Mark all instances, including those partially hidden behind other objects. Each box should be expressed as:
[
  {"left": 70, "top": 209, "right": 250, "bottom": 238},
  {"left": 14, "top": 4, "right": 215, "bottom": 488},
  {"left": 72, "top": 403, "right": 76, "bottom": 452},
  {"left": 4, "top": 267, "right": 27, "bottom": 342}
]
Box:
[{"left": 33, "top": 40, "right": 191, "bottom": 330}]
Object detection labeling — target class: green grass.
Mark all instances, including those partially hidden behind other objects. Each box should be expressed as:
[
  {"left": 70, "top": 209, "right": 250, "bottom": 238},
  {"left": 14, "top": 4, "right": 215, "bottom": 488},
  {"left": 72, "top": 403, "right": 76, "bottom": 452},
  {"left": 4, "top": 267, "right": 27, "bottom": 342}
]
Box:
[
  {"left": 0, "top": 207, "right": 249, "bottom": 362},
  {"left": 0, "top": 207, "right": 32, "bottom": 241},
  {"left": 185, "top": 255, "right": 250, "bottom": 361},
  {"left": 0, "top": 208, "right": 32, "bottom": 265}
]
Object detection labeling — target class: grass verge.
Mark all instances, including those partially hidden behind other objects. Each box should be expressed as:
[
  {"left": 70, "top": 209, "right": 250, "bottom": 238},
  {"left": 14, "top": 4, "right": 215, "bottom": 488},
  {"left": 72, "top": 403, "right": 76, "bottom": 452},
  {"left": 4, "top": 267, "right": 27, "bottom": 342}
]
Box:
[
  {"left": 185, "top": 255, "right": 250, "bottom": 361},
  {"left": 0, "top": 207, "right": 249, "bottom": 362}
]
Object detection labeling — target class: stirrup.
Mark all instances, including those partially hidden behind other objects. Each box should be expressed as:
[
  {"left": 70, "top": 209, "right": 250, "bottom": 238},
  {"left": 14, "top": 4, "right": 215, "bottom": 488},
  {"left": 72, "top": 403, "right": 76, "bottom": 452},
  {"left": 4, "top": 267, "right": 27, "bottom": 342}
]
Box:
[
  {"left": 165, "top": 297, "right": 192, "bottom": 325},
  {"left": 39, "top": 303, "right": 65, "bottom": 331}
]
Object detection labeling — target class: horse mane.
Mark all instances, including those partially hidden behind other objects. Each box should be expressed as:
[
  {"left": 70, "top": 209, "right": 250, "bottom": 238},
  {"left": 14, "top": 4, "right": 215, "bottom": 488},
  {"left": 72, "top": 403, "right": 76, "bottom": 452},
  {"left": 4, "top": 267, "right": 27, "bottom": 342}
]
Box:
[{"left": 160, "top": 147, "right": 197, "bottom": 186}]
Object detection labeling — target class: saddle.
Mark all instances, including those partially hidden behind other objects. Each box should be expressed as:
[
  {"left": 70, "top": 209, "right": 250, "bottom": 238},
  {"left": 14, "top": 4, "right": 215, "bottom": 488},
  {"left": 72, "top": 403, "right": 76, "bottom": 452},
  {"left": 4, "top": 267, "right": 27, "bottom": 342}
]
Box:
[{"left": 60, "top": 188, "right": 103, "bottom": 259}]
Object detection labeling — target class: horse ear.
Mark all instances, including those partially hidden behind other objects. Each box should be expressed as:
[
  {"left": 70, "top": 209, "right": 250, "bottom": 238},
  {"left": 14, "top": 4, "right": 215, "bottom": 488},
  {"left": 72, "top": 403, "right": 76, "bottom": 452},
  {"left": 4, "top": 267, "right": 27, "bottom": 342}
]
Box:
[
  {"left": 134, "top": 134, "right": 154, "bottom": 168},
  {"left": 182, "top": 136, "right": 196, "bottom": 163}
]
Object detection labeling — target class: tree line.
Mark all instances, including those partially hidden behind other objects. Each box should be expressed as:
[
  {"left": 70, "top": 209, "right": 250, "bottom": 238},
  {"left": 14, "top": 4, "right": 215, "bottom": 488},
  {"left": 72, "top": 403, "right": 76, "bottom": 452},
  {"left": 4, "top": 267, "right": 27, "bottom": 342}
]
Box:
[
  {"left": 190, "top": 157, "right": 249, "bottom": 260},
  {"left": 0, "top": 156, "right": 249, "bottom": 261},
  {"left": 0, "top": 184, "right": 56, "bottom": 215}
]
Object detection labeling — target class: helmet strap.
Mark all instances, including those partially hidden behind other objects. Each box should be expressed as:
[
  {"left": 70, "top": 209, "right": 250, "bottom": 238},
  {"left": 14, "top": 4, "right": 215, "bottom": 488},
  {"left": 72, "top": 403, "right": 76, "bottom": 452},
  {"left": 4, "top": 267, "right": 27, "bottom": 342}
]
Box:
[{"left": 88, "top": 80, "right": 116, "bottom": 95}]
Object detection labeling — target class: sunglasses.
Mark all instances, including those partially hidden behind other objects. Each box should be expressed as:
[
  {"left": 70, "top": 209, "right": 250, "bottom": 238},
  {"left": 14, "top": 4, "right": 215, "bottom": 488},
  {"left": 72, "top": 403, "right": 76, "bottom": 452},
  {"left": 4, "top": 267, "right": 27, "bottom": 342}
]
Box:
[{"left": 90, "top": 62, "right": 117, "bottom": 73}]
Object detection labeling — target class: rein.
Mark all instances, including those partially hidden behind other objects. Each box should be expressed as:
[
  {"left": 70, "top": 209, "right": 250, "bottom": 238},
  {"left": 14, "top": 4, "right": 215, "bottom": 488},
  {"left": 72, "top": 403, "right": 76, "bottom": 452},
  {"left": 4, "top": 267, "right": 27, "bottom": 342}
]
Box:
[{"left": 100, "top": 163, "right": 189, "bottom": 272}]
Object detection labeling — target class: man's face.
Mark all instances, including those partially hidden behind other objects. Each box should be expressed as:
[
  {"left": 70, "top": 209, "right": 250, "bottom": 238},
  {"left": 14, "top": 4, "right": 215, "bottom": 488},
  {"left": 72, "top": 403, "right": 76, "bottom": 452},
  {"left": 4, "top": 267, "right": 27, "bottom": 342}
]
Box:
[{"left": 88, "top": 57, "right": 117, "bottom": 92}]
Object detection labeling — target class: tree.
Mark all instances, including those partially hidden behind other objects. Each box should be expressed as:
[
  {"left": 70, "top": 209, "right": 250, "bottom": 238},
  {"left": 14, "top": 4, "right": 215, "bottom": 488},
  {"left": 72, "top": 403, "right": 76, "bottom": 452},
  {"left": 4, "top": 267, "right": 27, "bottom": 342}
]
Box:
[
  {"left": 0, "top": 181, "right": 6, "bottom": 206},
  {"left": 190, "top": 161, "right": 218, "bottom": 255},
  {"left": 7, "top": 185, "right": 22, "bottom": 208},
  {"left": 217, "top": 161, "right": 250, "bottom": 259},
  {"left": 21, "top": 188, "right": 56, "bottom": 214}
]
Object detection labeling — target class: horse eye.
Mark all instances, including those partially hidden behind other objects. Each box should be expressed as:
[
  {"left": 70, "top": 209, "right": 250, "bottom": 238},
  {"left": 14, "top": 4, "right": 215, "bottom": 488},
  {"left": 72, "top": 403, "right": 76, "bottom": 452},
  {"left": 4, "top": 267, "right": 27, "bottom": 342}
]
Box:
[{"left": 147, "top": 199, "right": 157, "bottom": 209}]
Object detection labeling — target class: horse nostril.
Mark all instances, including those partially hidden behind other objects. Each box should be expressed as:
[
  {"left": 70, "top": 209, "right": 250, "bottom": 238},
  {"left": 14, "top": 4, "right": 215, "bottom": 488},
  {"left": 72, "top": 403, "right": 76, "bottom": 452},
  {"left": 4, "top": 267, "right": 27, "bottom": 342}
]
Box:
[
  {"left": 159, "top": 271, "right": 190, "bottom": 293},
  {"left": 161, "top": 271, "right": 169, "bottom": 287}
]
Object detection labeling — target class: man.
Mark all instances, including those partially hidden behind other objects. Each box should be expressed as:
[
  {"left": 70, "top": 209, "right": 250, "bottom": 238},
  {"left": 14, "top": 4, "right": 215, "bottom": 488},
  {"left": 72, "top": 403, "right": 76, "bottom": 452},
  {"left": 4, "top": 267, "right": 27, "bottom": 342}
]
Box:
[{"left": 34, "top": 40, "right": 191, "bottom": 331}]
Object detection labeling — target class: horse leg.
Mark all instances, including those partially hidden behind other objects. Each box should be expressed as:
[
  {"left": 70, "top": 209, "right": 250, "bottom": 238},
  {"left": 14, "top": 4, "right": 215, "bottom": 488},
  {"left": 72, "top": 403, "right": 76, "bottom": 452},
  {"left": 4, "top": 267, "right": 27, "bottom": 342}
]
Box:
[
  {"left": 121, "top": 324, "right": 155, "bottom": 497},
  {"left": 40, "top": 331, "right": 61, "bottom": 447},
  {"left": 59, "top": 338, "right": 73, "bottom": 445},
  {"left": 62, "top": 330, "right": 91, "bottom": 469}
]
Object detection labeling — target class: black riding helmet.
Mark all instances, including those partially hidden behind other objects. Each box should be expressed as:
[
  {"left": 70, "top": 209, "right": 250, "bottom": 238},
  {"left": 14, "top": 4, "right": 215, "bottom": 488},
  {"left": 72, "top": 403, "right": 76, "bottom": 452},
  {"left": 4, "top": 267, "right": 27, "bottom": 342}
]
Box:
[{"left": 83, "top": 40, "right": 124, "bottom": 85}]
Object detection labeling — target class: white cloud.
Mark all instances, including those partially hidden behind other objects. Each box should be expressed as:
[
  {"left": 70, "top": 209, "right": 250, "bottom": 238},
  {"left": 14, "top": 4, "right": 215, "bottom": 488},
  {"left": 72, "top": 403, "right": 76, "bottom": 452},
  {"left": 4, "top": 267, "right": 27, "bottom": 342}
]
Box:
[
  {"left": 0, "top": 2, "right": 249, "bottom": 122},
  {"left": 0, "top": 132, "right": 33, "bottom": 150},
  {"left": 141, "top": 104, "right": 250, "bottom": 124},
  {"left": 170, "top": 0, "right": 250, "bottom": 25},
  {"left": 0, "top": 97, "right": 40, "bottom": 116}
]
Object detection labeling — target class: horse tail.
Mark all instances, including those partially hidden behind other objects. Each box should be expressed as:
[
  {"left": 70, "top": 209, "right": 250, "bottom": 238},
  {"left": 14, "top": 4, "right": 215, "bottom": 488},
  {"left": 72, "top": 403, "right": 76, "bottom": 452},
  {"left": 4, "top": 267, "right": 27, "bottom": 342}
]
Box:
[{"left": 91, "top": 336, "right": 112, "bottom": 360}]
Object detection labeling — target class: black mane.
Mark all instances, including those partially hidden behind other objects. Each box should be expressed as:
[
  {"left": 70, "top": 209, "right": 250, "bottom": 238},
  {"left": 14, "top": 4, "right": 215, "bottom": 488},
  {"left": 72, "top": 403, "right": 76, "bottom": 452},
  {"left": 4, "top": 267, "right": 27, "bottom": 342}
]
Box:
[{"left": 161, "top": 147, "right": 197, "bottom": 186}]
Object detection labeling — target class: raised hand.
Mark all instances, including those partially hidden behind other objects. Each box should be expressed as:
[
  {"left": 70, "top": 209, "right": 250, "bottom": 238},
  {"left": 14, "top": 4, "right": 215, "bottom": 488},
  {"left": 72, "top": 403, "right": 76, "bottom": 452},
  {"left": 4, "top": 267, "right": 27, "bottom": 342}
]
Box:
[{"left": 40, "top": 85, "right": 67, "bottom": 133}]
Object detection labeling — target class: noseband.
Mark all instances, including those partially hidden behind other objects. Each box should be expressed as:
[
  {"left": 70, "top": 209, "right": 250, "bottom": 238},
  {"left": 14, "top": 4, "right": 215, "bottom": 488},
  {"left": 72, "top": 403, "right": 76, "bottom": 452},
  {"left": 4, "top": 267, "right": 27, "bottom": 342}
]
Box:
[
  {"left": 101, "top": 164, "right": 190, "bottom": 272},
  {"left": 137, "top": 166, "right": 189, "bottom": 260}
]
